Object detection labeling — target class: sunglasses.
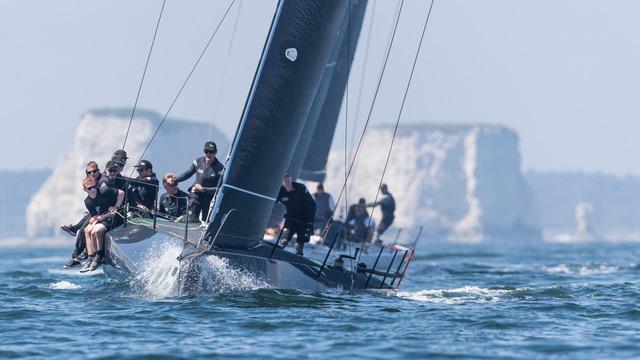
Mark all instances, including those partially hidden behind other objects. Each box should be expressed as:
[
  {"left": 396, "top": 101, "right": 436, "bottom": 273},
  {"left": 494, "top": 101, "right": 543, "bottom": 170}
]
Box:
[
  {"left": 107, "top": 168, "right": 118, "bottom": 173},
  {"left": 204, "top": 150, "right": 215, "bottom": 154},
  {"left": 136, "top": 168, "right": 147, "bottom": 173},
  {"left": 86, "top": 169, "right": 99, "bottom": 175},
  {"left": 84, "top": 185, "right": 97, "bottom": 191}
]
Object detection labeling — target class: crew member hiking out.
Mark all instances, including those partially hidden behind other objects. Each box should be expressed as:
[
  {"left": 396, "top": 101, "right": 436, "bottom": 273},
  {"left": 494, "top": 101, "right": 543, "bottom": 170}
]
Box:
[
  {"left": 276, "top": 172, "right": 316, "bottom": 256},
  {"left": 175, "top": 141, "right": 224, "bottom": 222},
  {"left": 131, "top": 159, "right": 159, "bottom": 216},
  {"left": 61, "top": 161, "right": 109, "bottom": 269},
  {"left": 79, "top": 176, "right": 125, "bottom": 273},
  {"left": 104, "top": 160, "right": 128, "bottom": 191},
  {"left": 368, "top": 183, "right": 396, "bottom": 242}
]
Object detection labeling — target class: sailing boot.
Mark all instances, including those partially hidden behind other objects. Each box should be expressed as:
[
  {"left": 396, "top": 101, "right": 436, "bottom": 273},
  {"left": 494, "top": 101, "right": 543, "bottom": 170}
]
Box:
[
  {"left": 63, "top": 258, "right": 81, "bottom": 269},
  {"left": 88, "top": 253, "right": 103, "bottom": 272},
  {"left": 74, "top": 251, "right": 88, "bottom": 262},
  {"left": 295, "top": 242, "right": 304, "bottom": 256},
  {"left": 60, "top": 224, "right": 77, "bottom": 237},
  {"left": 79, "top": 256, "right": 94, "bottom": 273}
]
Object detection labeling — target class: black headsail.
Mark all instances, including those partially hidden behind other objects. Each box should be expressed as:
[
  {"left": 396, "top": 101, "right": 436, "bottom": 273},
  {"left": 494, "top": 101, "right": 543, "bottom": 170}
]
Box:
[
  {"left": 289, "top": 0, "right": 369, "bottom": 182},
  {"left": 204, "top": 0, "right": 349, "bottom": 249}
]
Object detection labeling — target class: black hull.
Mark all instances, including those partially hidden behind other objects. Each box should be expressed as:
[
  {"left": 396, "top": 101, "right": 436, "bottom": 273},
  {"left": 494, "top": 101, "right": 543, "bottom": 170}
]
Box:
[{"left": 104, "top": 221, "right": 409, "bottom": 292}]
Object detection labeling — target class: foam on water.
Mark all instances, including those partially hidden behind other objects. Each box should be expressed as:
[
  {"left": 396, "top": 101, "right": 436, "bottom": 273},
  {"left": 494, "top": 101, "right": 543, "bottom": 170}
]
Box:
[
  {"left": 545, "top": 264, "right": 620, "bottom": 275},
  {"left": 49, "top": 281, "right": 81, "bottom": 290},
  {"left": 397, "top": 285, "right": 516, "bottom": 304}
]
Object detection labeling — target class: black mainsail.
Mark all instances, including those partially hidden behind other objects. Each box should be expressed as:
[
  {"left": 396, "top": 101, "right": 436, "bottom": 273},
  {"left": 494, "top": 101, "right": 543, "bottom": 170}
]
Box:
[
  {"left": 205, "top": 0, "right": 349, "bottom": 249},
  {"left": 288, "top": 0, "right": 369, "bottom": 181}
]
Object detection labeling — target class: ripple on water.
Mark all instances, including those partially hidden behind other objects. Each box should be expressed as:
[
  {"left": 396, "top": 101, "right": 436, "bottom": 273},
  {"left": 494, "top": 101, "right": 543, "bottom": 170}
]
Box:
[{"left": 3, "top": 241, "right": 640, "bottom": 359}]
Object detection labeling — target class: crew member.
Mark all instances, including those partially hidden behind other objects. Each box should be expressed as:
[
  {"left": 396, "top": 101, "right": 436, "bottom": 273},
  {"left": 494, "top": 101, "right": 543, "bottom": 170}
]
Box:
[
  {"left": 312, "top": 183, "right": 335, "bottom": 233},
  {"left": 368, "top": 183, "right": 396, "bottom": 241},
  {"left": 347, "top": 198, "right": 369, "bottom": 224},
  {"left": 276, "top": 172, "right": 316, "bottom": 256},
  {"left": 175, "top": 141, "right": 224, "bottom": 222},
  {"left": 104, "top": 160, "right": 128, "bottom": 190},
  {"left": 79, "top": 176, "right": 125, "bottom": 272},
  {"left": 112, "top": 149, "right": 129, "bottom": 171},
  {"left": 348, "top": 201, "right": 374, "bottom": 243},
  {"left": 131, "top": 159, "right": 159, "bottom": 214},
  {"left": 61, "top": 161, "right": 109, "bottom": 269},
  {"left": 157, "top": 173, "right": 189, "bottom": 218}
]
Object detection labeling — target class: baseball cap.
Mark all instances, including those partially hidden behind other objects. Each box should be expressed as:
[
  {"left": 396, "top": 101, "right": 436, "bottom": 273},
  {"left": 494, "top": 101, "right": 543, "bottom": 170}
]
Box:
[
  {"left": 133, "top": 159, "right": 153, "bottom": 170},
  {"left": 203, "top": 141, "right": 217, "bottom": 152},
  {"left": 112, "top": 149, "right": 129, "bottom": 159}
]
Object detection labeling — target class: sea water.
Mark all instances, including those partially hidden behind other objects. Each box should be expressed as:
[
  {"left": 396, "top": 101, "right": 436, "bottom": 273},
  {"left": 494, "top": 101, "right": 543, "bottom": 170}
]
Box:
[{"left": 1, "top": 239, "right": 639, "bottom": 359}]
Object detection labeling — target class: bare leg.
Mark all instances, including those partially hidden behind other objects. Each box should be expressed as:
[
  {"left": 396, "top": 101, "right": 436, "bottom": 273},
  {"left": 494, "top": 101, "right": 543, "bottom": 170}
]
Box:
[
  {"left": 84, "top": 224, "right": 95, "bottom": 255},
  {"left": 92, "top": 224, "right": 108, "bottom": 252},
  {"left": 80, "top": 223, "right": 98, "bottom": 272},
  {"left": 85, "top": 223, "right": 109, "bottom": 271}
]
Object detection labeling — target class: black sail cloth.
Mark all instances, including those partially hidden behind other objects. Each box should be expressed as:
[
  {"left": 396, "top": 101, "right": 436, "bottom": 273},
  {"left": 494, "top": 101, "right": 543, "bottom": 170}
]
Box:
[
  {"left": 206, "top": 0, "right": 349, "bottom": 249},
  {"left": 289, "top": 0, "right": 369, "bottom": 182}
]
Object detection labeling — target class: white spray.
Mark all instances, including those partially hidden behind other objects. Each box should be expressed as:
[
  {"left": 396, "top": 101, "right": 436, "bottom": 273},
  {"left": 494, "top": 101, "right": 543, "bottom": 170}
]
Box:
[{"left": 130, "top": 241, "right": 268, "bottom": 298}]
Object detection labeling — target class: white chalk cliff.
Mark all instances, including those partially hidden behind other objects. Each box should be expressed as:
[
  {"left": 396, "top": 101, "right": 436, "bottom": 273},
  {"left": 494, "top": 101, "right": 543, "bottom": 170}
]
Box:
[
  {"left": 26, "top": 108, "right": 228, "bottom": 237},
  {"left": 324, "top": 124, "right": 540, "bottom": 242}
]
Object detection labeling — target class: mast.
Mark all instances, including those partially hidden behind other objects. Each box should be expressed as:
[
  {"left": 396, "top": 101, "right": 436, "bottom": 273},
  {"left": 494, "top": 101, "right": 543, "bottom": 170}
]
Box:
[
  {"left": 205, "top": 0, "right": 349, "bottom": 249},
  {"left": 288, "top": 0, "right": 369, "bottom": 181}
]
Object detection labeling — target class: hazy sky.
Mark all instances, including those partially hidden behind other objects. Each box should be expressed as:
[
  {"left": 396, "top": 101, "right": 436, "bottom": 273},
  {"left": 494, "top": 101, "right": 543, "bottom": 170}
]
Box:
[{"left": 1, "top": 0, "right": 639, "bottom": 175}]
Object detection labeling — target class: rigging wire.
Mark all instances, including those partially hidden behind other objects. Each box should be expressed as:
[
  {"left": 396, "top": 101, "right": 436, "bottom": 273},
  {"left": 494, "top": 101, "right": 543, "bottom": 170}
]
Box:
[
  {"left": 350, "top": 0, "right": 376, "bottom": 152},
  {"left": 122, "top": 0, "right": 167, "bottom": 151},
  {"left": 128, "top": 0, "right": 237, "bottom": 176},
  {"left": 208, "top": 0, "right": 243, "bottom": 140},
  {"left": 322, "top": 0, "right": 405, "bottom": 240},
  {"left": 347, "top": 0, "right": 382, "bottom": 196},
  {"left": 345, "top": 0, "right": 353, "bottom": 265},
  {"left": 356, "top": 0, "right": 436, "bottom": 264}
]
